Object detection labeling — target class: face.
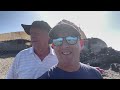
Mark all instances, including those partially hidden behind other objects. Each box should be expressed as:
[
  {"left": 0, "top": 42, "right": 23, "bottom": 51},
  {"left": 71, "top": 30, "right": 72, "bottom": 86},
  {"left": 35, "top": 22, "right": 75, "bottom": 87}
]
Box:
[
  {"left": 53, "top": 31, "right": 81, "bottom": 64},
  {"left": 30, "top": 27, "right": 50, "bottom": 51}
]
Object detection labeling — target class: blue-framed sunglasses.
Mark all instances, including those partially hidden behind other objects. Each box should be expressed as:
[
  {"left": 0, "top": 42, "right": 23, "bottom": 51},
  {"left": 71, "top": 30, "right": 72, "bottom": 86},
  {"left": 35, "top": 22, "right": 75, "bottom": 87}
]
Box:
[{"left": 53, "top": 36, "right": 80, "bottom": 46}]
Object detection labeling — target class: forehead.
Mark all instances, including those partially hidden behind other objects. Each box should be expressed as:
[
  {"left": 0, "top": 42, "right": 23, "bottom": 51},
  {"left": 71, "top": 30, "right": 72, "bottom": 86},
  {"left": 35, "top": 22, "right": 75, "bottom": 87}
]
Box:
[{"left": 30, "top": 27, "right": 47, "bottom": 33}]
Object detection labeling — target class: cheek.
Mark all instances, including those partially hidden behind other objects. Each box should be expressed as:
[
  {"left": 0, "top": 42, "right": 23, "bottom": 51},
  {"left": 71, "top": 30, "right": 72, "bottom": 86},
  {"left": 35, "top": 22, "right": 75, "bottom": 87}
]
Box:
[
  {"left": 39, "top": 38, "right": 49, "bottom": 44},
  {"left": 54, "top": 46, "right": 61, "bottom": 55},
  {"left": 73, "top": 42, "right": 81, "bottom": 53},
  {"left": 43, "top": 36, "right": 49, "bottom": 42}
]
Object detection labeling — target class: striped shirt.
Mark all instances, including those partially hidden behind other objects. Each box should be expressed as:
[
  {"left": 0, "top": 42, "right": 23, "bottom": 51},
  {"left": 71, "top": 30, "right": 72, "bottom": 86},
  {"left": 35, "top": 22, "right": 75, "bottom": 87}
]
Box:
[{"left": 6, "top": 47, "right": 58, "bottom": 79}]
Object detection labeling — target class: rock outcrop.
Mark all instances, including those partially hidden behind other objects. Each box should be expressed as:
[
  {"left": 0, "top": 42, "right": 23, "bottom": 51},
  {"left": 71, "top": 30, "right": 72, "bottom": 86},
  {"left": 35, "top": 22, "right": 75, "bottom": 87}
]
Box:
[{"left": 80, "top": 47, "right": 120, "bottom": 70}]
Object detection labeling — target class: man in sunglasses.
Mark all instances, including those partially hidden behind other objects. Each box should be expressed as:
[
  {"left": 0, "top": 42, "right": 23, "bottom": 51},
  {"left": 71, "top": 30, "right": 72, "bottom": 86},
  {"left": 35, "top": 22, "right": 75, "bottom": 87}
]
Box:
[{"left": 38, "top": 20, "right": 103, "bottom": 79}]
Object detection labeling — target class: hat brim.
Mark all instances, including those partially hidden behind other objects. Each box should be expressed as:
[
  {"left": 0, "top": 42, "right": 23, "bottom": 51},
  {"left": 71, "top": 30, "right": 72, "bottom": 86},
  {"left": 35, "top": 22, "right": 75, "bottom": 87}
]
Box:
[{"left": 21, "top": 24, "right": 31, "bottom": 35}]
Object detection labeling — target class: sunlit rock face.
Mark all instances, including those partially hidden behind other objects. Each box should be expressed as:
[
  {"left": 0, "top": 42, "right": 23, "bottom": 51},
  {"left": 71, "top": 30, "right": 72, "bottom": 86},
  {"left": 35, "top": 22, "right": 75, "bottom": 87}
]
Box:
[{"left": 82, "top": 38, "right": 107, "bottom": 54}]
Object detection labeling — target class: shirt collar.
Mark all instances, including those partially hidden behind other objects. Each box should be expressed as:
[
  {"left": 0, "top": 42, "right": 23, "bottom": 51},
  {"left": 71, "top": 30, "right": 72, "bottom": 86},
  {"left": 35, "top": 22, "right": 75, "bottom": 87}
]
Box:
[
  {"left": 29, "top": 46, "right": 56, "bottom": 56},
  {"left": 29, "top": 47, "right": 34, "bottom": 54}
]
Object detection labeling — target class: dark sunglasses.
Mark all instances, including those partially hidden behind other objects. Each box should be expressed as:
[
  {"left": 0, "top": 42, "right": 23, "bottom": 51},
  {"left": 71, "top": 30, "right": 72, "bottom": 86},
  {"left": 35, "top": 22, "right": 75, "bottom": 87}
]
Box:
[{"left": 53, "top": 36, "right": 79, "bottom": 46}]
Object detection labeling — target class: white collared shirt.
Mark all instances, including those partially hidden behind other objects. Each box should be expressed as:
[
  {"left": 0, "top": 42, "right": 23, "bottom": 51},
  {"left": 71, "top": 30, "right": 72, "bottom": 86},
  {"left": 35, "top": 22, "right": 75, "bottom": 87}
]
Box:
[{"left": 6, "top": 46, "right": 58, "bottom": 79}]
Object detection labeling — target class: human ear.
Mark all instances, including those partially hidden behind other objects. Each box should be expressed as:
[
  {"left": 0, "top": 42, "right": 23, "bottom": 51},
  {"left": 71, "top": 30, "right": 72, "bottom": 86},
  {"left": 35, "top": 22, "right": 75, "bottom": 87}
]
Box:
[
  {"left": 51, "top": 43, "right": 55, "bottom": 49},
  {"left": 80, "top": 39, "right": 84, "bottom": 48}
]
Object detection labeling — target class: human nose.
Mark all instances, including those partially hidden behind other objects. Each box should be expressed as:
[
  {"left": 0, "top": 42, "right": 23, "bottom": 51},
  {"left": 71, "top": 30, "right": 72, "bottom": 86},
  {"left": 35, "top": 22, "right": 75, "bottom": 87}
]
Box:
[{"left": 62, "top": 39, "right": 69, "bottom": 48}]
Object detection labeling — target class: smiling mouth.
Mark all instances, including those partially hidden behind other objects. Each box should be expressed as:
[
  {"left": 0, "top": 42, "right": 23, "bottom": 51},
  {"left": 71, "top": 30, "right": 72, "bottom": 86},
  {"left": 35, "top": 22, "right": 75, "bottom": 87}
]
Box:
[{"left": 62, "top": 52, "right": 72, "bottom": 55}]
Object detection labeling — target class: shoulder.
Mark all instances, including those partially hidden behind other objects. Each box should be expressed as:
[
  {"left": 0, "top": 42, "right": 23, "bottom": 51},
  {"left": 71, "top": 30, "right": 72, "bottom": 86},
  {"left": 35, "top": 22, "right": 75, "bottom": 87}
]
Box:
[
  {"left": 38, "top": 65, "right": 57, "bottom": 79},
  {"left": 38, "top": 71, "right": 49, "bottom": 79},
  {"left": 49, "top": 65, "right": 57, "bottom": 72},
  {"left": 15, "top": 47, "right": 32, "bottom": 58},
  {"left": 80, "top": 63, "right": 103, "bottom": 79},
  {"left": 18, "top": 47, "right": 32, "bottom": 55},
  {"left": 13, "top": 47, "right": 32, "bottom": 63},
  {"left": 80, "top": 63, "right": 93, "bottom": 69}
]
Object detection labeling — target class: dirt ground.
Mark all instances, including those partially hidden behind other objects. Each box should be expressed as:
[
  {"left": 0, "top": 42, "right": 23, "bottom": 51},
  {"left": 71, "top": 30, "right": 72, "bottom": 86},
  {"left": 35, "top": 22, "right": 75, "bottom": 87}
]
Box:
[
  {"left": 0, "top": 54, "right": 120, "bottom": 79},
  {"left": 0, "top": 57, "right": 14, "bottom": 79}
]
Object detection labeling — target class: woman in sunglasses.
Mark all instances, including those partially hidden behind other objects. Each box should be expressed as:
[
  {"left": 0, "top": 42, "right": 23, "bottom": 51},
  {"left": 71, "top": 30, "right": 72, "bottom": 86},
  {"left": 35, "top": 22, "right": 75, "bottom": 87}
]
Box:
[{"left": 38, "top": 20, "right": 103, "bottom": 79}]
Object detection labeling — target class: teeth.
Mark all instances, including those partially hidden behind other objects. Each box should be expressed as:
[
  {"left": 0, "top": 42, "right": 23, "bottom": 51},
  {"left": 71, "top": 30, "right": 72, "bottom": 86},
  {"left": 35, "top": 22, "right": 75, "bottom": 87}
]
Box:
[{"left": 62, "top": 52, "right": 71, "bottom": 55}]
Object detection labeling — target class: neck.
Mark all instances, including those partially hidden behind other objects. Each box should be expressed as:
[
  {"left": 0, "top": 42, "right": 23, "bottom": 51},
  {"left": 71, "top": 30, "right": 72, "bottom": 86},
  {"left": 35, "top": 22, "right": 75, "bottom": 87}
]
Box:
[
  {"left": 57, "top": 61, "right": 80, "bottom": 72},
  {"left": 34, "top": 46, "right": 50, "bottom": 61}
]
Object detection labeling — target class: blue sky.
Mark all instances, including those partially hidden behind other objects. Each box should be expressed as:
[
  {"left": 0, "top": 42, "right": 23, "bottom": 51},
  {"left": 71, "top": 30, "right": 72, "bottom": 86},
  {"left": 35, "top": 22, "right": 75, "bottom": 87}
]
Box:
[
  {"left": 0, "top": 11, "right": 120, "bottom": 51},
  {"left": 0, "top": 11, "right": 41, "bottom": 33}
]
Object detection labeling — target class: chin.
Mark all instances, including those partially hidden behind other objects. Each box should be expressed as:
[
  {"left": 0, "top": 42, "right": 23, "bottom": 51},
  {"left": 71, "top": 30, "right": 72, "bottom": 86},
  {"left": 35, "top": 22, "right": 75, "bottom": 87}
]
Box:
[{"left": 63, "top": 55, "right": 73, "bottom": 60}]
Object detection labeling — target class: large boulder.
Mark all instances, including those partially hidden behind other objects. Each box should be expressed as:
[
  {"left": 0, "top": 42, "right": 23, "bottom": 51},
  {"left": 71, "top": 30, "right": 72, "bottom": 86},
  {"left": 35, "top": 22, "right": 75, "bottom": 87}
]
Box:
[
  {"left": 82, "top": 38, "right": 107, "bottom": 53},
  {"left": 110, "top": 63, "right": 120, "bottom": 72}
]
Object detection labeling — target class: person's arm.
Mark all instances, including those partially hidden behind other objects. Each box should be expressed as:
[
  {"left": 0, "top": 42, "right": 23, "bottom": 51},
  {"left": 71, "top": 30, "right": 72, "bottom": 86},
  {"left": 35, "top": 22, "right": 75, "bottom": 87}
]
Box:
[
  {"left": 6, "top": 53, "right": 20, "bottom": 79},
  {"left": 95, "top": 67, "right": 104, "bottom": 74}
]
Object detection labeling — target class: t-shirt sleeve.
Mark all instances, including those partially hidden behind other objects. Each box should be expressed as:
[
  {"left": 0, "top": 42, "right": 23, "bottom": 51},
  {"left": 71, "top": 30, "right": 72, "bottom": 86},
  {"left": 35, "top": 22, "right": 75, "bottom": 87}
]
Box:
[{"left": 38, "top": 71, "right": 50, "bottom": 79}]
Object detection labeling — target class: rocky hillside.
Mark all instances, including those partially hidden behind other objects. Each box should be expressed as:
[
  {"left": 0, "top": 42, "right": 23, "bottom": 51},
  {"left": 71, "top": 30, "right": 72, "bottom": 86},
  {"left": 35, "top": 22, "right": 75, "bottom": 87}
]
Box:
[
  {"left": 80, "top": 47, "right": 120, "bottom": 72},
  {"left": 0, "top": 31, "right": 31, "bottom": 55},
  {"left": 0, "top": 31, "right": 30, "bottom": 42}
]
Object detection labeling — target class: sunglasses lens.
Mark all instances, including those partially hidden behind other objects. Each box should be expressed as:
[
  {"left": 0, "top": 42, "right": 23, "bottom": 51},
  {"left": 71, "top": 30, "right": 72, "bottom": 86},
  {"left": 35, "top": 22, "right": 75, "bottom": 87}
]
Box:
[
  {"left": 66, "top": 36, "right": 78, "bottom": 45},
  {"left": 53, "top": 38, "right": 63, "bottom": 46}
]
